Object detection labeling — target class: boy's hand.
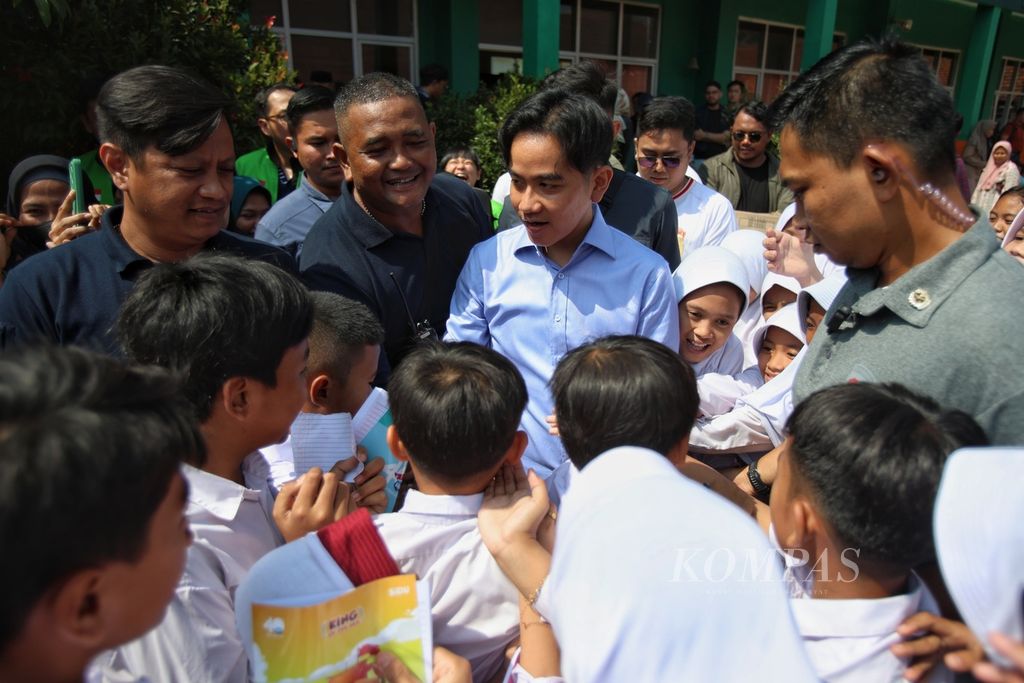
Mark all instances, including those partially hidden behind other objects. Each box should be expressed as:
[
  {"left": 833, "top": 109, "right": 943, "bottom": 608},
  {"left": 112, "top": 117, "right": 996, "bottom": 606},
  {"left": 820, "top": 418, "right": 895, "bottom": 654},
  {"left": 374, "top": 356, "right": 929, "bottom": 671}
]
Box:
[
  {"left": 478, "top": 462, "right": 549, "bottom": 559},
  {"left": 361, "top": 647, "right": 471, "bottom": 683},
  {"left": 974, "top": 632, "right": 1024, "bottom": 683},
  {"left": 545, "top": 413, "right": 559, "bottom": 436},
  {"left": 763, "top": 227, "right": 823, "bottom": 287},
  {"left": 272, "top": 467, "right": 354, "bottom": 541},
  {"left": 892, "top": 612, "right": 984, "bottom": 681},
  {"left": 352, "top": 456, "right": 388, "bottom": 513}
]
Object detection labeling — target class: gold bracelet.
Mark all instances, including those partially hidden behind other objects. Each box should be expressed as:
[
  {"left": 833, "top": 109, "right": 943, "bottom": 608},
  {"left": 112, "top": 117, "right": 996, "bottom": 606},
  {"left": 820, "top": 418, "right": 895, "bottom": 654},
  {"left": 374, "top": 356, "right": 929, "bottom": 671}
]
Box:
[{"left": 525, "top": 576, "right": 546, "bottom": 607}]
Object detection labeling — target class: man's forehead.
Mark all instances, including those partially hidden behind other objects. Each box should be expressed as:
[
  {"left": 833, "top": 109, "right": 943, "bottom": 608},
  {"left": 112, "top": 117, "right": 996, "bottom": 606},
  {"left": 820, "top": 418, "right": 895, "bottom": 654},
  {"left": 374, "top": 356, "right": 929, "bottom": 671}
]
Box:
[{"left": 733, "top": 113, "right": 766, "bottom": 131}]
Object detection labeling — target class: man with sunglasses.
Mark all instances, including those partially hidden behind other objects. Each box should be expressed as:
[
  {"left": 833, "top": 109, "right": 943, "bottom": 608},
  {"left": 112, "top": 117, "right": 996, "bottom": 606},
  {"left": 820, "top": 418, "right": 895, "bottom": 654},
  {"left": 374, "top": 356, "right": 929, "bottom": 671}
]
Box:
[
  {"left": 635, "top": 96, "right": 737, "bottom": 259},
  {"left": 705, "top": 102, "right": 793, "bottom": 213},
  {"left": 236, "top": 83, "right": 300, "bottom": 205}
]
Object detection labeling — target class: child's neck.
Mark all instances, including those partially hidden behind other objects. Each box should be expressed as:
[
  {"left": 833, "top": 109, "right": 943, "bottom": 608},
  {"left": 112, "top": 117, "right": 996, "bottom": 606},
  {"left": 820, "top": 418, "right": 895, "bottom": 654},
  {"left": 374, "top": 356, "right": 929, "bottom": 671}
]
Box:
[
  {"left": 410, "top": 462, "right": 494, "bottom": 497},
  {"left": 804, "top": 546, "right": 910, "bottom": 600},
  {"left": 199, "top": 421, "right": 257, "bottom": 486}
]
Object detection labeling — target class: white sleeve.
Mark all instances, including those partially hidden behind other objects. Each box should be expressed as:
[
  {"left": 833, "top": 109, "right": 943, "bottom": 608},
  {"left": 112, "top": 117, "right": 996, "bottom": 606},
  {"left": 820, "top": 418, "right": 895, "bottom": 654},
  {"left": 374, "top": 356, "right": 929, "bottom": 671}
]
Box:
[
  {"left": 697, "top": 367, "right": 762, "bottom": 417},
  {"left": 687, "top": 404, "right": 774, "bottom": 454}
]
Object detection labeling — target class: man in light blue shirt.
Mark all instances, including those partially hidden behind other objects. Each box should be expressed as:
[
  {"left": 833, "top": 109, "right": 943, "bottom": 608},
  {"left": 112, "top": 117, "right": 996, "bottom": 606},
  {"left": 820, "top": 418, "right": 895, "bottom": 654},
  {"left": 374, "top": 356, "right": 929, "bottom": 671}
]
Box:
[
  {"left": 255, "top": 86, "right": 341, "bottom": 256},
  {"left": 446, "top": 89, "right": 679, "bottom": 475}
]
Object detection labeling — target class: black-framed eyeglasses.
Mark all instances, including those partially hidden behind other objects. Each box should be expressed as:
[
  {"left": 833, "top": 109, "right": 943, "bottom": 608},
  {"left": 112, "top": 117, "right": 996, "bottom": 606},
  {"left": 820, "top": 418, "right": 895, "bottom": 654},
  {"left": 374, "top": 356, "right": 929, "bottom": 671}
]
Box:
[
  {"left": 264, "top": 112, "right": 288, "bottom": 122},
  {"left": 637, "top": 155, "right": 683, "bottom": 169},
  {"left": 732, "top": 131, "right": 763, "bottom": 143}
]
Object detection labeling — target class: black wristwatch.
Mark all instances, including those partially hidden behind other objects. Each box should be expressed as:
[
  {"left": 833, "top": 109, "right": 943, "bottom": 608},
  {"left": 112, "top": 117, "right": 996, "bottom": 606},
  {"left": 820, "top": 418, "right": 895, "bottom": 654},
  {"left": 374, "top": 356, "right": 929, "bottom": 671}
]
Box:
[{"left": 747, "top": 458, "right": 771, "bottom": 501}]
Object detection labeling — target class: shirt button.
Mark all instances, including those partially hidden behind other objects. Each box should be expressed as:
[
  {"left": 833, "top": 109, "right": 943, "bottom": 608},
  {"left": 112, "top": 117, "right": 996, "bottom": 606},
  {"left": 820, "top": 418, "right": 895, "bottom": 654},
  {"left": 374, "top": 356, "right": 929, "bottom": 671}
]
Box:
[
  {"left": 557, "top": 273, "right": 565, "bottom": 280},
  {"left": 908, "top": 288, "right": 931, "bottom": 310},
  {"left": 555, "top": 315, "right": 562, "bottom": 322}
]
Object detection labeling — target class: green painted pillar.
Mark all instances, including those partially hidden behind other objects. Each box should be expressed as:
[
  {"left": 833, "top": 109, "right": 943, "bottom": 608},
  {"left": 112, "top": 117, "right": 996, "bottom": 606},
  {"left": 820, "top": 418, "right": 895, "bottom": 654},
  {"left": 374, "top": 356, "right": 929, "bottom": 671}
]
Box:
[
  {"left": 711, "top": 0, "right": 739, "bottom": 89},
  {"left": 523, "top": 0, "right": 560, "bottom": 79},
  {"left": 448, "top": 0, "right": 480, "bottom": 94},
  {"left": 956, "top": 6, "right": 1001, "bottom": 134},
  {"left": 801, "top": 0, "right": 838, "bottom": 72}
]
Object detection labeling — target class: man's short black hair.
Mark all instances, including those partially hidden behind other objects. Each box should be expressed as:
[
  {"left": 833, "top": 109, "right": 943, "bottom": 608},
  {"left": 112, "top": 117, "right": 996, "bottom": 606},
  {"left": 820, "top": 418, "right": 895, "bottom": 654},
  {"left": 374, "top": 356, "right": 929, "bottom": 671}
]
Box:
[
  {"left": 388, "top": 342, "right": 527, "bottom": 483},
  {"left": 769, "top": 38, "right": 960, "bottom": 179},
  {"left": 419, "top": 63, "right": 449, "bottom": 86},
  {"left": 439, "top": 147, "right": 482, "bottom": 172},
  {"left": 0, "top": 346, "right": 203, "bottom": 652},
  {"left": 117, "top": 254, "right": 313, "bottom": 425},
  {"left": 500, "top": 88, "right": 612, "bottom": 175},
  {"left": 705, "top": 80, "right": 722, "bottom": 90},
  {"left": 256, "top": 82, "right": 296, "bottom": 116},
  {"left": 286, "top": 85, "right": 336, "bottom": 137},
  {"left": 308, "top": 291, "right": 384, "bottom": 386},
  {"left": 542, "top": 60, "right": 617, "bottom": 114},
  {"left": 95, "top": 65, "right": 231, "bottom": 160},
  {"left": 334, "top": 72, "right": 422, "bottom": 137},
  {"left": 552, "top": 336, "right": 698, "bottom": 470},
  {"left": 735, "top": 101, "right": 770, "bottom": 128},
  {"left": 785, "top": 382, "right": 988, "bottom": 570},
  {"left": 727, "top": 79, "right": 746, "bottom": 92},
  {"left": 636, "top": 96, "right": 697, "bottom": 143}
]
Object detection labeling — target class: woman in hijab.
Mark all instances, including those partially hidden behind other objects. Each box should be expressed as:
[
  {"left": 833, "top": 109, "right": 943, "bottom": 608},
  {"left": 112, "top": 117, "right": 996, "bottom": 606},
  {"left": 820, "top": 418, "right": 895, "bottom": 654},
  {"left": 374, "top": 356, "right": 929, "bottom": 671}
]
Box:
[
  {"left": 962, "top": 120, "right": 996, "bottom": 191},
  {"left": 228, "top": 176, "right": 272, "bottom": 237},
  {"left": 4, "top": 156, "right": 73, "bottom": 272},
  {"left": 972, "top": 141, "right": 1020, "bottom": 214}
]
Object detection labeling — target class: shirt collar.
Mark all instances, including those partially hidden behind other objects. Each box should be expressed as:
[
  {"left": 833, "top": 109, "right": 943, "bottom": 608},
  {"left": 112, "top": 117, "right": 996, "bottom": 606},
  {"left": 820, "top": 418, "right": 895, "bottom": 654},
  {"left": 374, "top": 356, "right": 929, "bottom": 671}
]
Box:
[
  {"left": 511, "top": 203, "right": 618, "bottom": 262},
  {"left": 397, "top": 489, "right": 484, "bottom": 518},
  {"left": 340, "top": 181, "right": 434, "bottom": 249},
  {"left": 98, "top": 206, "right": 150, "bottom": 274},
  {"left": 789, "top": 573, "right": 932, "bottom": 638},
  {"left": 183, "top": 452, "right": 270, "bottom": 522},
  {"left": 838, "top": 220, "right": 997, "bottom": 328},
  {"left": 301, "top": 180, "right": 337, "bottom": 208}
]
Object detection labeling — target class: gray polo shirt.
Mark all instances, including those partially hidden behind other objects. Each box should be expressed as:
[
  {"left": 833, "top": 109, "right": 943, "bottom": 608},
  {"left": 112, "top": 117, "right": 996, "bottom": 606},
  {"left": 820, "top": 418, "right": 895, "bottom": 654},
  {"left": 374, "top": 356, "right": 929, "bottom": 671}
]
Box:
[
  {"left": 794, "top": 220, "right": 1024, "bottom": 444},
  {"left": 254, "top": 180, "right": 335, "bottom": 257}
]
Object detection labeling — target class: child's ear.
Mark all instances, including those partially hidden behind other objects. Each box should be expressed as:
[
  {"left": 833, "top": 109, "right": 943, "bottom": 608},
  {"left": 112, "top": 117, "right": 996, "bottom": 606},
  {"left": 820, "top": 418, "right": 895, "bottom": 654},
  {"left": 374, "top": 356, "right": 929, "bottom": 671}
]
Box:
[
  {"left": 502, "top": 430, "right": 528, "bottom": 465},
  {"left": 308, "top": 374, "right": 331, "bottom": 409},
  {"left": 386, "top": 425, "right": 411, "bottom": 463},
  {"left": 51, "top": 570, "right": 109, "bottom": 650},
  {"left": 220, "top": 377, "right": 250, "bottom": 420}
]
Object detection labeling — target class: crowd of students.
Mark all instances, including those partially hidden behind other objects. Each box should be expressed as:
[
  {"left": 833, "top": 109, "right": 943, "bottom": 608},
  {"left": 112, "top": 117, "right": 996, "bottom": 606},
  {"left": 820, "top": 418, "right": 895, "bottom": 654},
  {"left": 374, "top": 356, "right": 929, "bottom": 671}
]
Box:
[{"left": 1, "top": 36, "right": 1023, "bottom": 683}]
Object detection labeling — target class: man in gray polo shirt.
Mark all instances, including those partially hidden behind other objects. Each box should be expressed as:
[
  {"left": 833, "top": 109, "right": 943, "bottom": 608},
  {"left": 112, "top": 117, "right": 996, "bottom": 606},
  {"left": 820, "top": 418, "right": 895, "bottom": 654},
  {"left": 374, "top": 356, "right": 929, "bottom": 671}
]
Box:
[{"left": 769, "top": 39, "right": 1024, "bottom": 444}]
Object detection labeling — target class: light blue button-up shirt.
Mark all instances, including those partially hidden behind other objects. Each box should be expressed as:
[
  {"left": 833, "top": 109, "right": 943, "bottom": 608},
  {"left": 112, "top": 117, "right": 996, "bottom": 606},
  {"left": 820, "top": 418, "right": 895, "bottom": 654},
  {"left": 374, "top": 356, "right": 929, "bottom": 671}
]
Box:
[
  {"left": 254, "top": 180, "right": 336, "bottom": 256},
  {"left": 446, "top": 205, "right": 679, "bottom": 475}
]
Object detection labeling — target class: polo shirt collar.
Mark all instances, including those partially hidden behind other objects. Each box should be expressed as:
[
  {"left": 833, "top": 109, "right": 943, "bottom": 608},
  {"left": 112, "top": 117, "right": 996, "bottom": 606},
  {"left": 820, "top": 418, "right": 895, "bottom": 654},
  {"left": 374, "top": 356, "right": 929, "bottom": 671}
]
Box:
[
  {"left": 301, "top": 179, "right": 336, "bottom": 208},
  {"left": 183, "top": 452, "right": 271, "bottom": 522},
  {"left": 844, "top": 220, "right": 996, "bottom": 328},
  {"left": 398, "top": 489, "right": 483, "bottom": 518},
  {"left": 789, "top": 573, "right": 931, "bottom": 638},
  {"left": 511, "top": 203, "right": 618, "bottom": 262},
  {"left": 340, "top": 181, "right": 423, "bottom": 249}
]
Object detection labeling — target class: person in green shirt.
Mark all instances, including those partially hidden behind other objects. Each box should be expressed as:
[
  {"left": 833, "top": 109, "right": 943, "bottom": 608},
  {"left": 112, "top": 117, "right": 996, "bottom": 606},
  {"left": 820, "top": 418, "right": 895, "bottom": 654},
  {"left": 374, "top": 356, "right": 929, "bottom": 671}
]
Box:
[{"left": 235, "top": 83, "right": 301, "bottom": 204}]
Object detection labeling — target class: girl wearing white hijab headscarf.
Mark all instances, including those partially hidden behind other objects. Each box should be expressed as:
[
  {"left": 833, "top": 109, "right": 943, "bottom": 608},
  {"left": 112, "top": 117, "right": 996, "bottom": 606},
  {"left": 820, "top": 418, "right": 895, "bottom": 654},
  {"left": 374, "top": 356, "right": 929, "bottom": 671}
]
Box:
[
  {"left": 539, "top": 445, "right": 818, "bottom": 682},
  {"left": 1001, "top": 204, "right": 1024, "bottom": 264},
  {"left": 934, "top": 448, "right": 1024, "bottom": 671},
  {"left": 721, "top": 229, "right": 769, "bottom": 359}
]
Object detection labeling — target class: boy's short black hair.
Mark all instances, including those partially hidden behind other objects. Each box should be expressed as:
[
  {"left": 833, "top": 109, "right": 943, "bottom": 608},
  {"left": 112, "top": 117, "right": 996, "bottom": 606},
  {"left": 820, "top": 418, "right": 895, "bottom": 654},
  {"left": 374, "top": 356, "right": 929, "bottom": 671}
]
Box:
[
  {"left": 334, "top": 72, "right": 422, "bottom": 137},
  {"left": 286, "top": 85, "right": 336, "bottom": 137},
  {"left": 256, "top": 82, "right": 296, "bottom": 116},
  {"left": 552, "top": 336, "right": 698, "bottom": 470},
  {"left": 769, "top": 38, "right": 959, "bottom": 180},
  {"left": 308, "top": 291, "right": 384, "bottom": 385},
  {"left": 636, "top": 96, "right": 697, "bottom": 143},
  {"left": 541, "top": 60, "right": 617, "bottom": 114},
  {"left": 500, "top": 88, "right": 612, "bottom": 175},
  {"left": 0, "top": 346, "right": 203, "bottom": 652},
  {"left": 116, "top": 254, "right": 313, "bottom": 426},
  {"left": 785, "top": 382, "right": 988, "bottom": 569},
  {"left": 439, "top": 147, "right": 482, "bottom": 172},
  {"left": 388, "top": 342, "right": 527, "bottom": 483},
  {"left": 96, "top": 65, "right": 231, "bottom": 160}
]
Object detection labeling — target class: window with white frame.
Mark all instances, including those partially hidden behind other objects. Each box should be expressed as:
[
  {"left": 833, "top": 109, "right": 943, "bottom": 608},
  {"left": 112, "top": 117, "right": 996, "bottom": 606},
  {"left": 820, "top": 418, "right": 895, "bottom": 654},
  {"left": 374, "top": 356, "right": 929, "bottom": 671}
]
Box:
[
  {"left": 249, "top": 0, "right": 417, "bottom": 87},
  {"left": 558, "top": 0, "right": 660, "bottom": 99},
  {"left": 479, "top": 0, "right": 524, "bottom": 84},
  {"left": 992, "top": 57, "right": 1024, "bottom": 129},
  {"left": 911, "top": 44, "right": 959, "bottom": 97},
  {"left": 733, "top": 19, "right": 843, "bottom": 104}
]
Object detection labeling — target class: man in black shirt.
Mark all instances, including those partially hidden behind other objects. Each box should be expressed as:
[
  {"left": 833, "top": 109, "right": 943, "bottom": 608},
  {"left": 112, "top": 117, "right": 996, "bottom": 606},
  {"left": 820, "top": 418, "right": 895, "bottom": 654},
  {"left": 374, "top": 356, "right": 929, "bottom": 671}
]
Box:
[
  {"left": 300, "top": 73, "right": 491, "bottom": 382},
  {"left": 705, "top": 102, "right": 793, "bottom": 213},
  {"left": 693, "top": 80, "right": 731, "bottom": 161}
]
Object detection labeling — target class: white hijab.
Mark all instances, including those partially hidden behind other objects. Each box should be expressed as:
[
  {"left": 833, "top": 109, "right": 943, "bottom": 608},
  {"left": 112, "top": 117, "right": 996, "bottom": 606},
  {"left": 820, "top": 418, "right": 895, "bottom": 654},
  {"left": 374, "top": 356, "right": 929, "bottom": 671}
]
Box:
[
  {"left": 543, "top": 446, "right": 818, "bottom": 682},
  {"left": 934, "top": 447, "right": 1024, "bottom": 668}
]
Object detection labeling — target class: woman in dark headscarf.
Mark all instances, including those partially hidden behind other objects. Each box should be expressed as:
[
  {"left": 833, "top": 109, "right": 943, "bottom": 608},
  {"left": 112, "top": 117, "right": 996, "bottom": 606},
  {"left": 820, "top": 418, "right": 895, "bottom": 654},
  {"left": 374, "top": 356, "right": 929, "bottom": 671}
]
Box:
[
  {"left": 3, "top": 155, "right": 75, "bottom": 270},
  {"left": 229, "top": 176, "right": 272, "bottom": 237}
]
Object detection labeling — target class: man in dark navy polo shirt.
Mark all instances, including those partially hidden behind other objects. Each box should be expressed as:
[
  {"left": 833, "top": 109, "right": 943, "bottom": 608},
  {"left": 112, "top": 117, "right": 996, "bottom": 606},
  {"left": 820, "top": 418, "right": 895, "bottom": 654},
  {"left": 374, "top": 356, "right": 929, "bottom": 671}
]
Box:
[
  {"left": 300, "top": 73, "right": 491, "bottom": 381},
  {"left": 0, "top": 65, "right": 293, "bottom": 354}
]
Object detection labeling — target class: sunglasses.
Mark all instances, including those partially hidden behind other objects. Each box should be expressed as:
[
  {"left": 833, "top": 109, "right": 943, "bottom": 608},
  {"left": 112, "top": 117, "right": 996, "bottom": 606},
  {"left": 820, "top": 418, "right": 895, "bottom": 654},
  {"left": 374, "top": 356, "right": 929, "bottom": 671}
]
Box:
[
  {"left": 732, "top": 131, "right": 764, "bottom": 143},
  {"left": 637, "top": 155, "right": 682, "bottom": 169}
]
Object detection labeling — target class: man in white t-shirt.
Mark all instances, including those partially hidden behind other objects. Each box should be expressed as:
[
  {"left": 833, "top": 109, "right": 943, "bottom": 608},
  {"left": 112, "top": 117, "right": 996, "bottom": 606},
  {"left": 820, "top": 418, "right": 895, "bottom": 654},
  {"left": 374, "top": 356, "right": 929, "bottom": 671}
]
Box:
[{"left": 635, "top": 96, "right": 737, "bottom": 260}]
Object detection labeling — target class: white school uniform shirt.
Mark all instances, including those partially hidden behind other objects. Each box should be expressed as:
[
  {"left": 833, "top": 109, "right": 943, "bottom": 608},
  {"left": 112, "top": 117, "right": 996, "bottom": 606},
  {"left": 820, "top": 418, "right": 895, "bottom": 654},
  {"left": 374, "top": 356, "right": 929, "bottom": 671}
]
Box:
[
  {"left": 376, "top": 490, "right": 520, "bottom": 682},
  {"left": 535, "top": 446, "right": 817, "bottom": 682},
  {"left": 935, "top": 448, "right": 1024, "bottom": 668},
  {"left": 95, "top": 452, "right": 283, "bottom": 683},
  {"left": 672, "top": 178, "right": 738, "bottom": 258}
]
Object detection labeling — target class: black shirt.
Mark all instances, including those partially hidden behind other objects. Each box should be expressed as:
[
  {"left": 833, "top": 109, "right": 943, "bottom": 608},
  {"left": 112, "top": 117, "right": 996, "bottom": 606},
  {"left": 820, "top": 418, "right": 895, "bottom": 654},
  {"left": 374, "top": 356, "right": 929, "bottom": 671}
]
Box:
[
  {"left": 0, "top": 205, "right": 295, "bottom": 353},
  {"left": 736, "top": 158, "right": 771, "bottom": 213},
  {"left": 299, "top": 172, "right": 492, "bottom": 381},
  {"left": 694, "top": 104, "right": 730, "bottom": 160},
  {"left": 497, "top": 168, "right": 681, "bottom": 270}
]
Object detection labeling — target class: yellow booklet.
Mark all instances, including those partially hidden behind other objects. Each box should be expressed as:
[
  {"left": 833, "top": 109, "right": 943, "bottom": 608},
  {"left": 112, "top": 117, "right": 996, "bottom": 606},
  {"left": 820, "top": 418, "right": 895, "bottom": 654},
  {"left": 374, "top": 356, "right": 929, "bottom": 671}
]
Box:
[{"left": 250, "top": 574, "right": 432, "bottom": 682}]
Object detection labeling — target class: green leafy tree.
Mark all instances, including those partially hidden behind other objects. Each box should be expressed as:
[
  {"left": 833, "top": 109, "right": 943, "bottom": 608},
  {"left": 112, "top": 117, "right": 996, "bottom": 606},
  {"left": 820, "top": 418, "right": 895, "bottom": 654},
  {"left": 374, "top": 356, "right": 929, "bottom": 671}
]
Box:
[{"left": 0, "top": 0, "right": 292, "bottom": 191}]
